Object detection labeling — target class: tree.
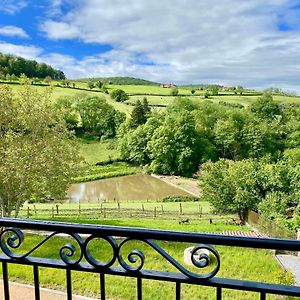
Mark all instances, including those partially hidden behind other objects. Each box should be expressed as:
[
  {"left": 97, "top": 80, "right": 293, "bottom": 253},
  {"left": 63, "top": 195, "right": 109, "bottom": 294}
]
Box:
[
  {"left": 96, "top": 80, "right": 103, "bottom": 89},
  {"left": 236, "top": 85, "right": 244, "bottom": 95},
  {"left": 208, "top": 85, "right": 219, "bottom": 96},
  {"left": 191, "top": 89, "right": 196, "bottom": 95},
  {"left": 87, "top": 81, "right": 95, "bottom": 90},
  {"left": 130, "top": 100, "right": 147, "bottom": 128},
  {"left": 250, "top": 93, "right": 281, "bottom": 119},
  {"left": 54, "top": 96, "right": 79, "bottom": 130},
  {"left": 170, "top": 88, "right": 179, "bottom": 96},
  {"left": 0, "top": 79, "right": 80, "bottom": 217},
  {"left": 44, "top": 75, "right": 52, "bottom": 85},
  {"left": 77, "top": 95, "right": 125, "bottom": 138},
  {"left": 200, "top": 159, "right": 261, "bottom": 223},
  {"left": 110, "top": 89, "right": 129, "bottom": 102},
  {"left": 147, "top": 112, "right": 200, "bottom": 176}
]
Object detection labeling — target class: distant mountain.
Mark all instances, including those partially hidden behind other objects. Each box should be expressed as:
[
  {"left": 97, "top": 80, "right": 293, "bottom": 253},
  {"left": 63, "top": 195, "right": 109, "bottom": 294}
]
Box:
[
  {"left": 77, "top": 76, "right": 160, "bottom": 86},
  {"left": 0, "top": 53, "right": 65, "bottom": 79}
]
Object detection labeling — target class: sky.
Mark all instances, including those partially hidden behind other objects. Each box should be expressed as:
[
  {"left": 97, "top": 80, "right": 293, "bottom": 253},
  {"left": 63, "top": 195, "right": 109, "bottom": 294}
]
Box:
[{"left": 0, "top": 0, "right": 300, "bottom": 92}]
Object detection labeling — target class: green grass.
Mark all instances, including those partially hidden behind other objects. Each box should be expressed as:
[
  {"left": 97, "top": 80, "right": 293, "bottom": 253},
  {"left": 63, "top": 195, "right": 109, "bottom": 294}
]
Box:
[
  {"left": 73, "top": 162, "right": 138, "bottom": 183},
  {"left": 78, "top": 139, "right": 120, "bottom": 165},
  {"left": 1, "top": 219, "right": 290, "bottom": 299},
  {"left": 107, "top": 84, "right": 192, "bottom": 95}
]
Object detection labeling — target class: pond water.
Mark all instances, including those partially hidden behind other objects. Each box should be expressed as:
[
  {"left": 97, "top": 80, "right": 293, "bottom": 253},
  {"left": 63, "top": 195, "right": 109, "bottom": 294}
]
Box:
[{"left": 66, "top": 174, "right": 191, "bottom": 202}]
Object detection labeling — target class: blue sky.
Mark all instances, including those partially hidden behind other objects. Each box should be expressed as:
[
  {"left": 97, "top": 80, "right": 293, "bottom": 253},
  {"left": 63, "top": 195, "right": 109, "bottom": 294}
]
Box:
[{"left": 0, "top": 0, "right": 300, "bottom": 93}]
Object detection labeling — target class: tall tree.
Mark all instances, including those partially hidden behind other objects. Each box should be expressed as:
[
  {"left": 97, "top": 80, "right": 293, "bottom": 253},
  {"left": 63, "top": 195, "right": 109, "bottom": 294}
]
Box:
[{"left": 0, "top": 78, "right": 80, "bottom": 217}]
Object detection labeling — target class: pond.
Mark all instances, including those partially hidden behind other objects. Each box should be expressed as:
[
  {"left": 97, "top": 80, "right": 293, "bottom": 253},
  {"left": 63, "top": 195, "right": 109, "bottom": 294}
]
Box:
[{"left": 66, "top": 174, "right": 191, "bottom": 202}]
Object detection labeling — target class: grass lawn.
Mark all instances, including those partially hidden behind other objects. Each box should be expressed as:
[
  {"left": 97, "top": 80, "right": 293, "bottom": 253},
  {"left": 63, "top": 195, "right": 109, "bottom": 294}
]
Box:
[
  {"left": 1, "top": 217, "right": 290, "bottom": 299},
  {"left": 78, "top": 139, "right": 120, "bottom": 165}
]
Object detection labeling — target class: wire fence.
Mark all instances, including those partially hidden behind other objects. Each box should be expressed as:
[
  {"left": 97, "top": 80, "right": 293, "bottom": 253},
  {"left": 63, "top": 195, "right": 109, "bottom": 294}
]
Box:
[{"left": 19, "top": 202, "right": 230, "bottom": 222}]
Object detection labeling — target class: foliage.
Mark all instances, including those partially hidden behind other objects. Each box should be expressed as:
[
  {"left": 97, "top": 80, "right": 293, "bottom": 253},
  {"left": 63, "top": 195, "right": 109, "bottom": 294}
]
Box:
[
  {"left": 250, "top": 93, "right": 281, "bottom": 119},
  {"left": 87, "top": 80, "right": 95, "bottom": 89},
  {"left": 147, "top": 112, "right": 201, "bottom": 176},
  {"left": 200, "top": 157, "right": 300, "bottom": 223},
  {"left": 54, "top": 96, "right": 79, "bottom": 129},
  {"left": 110, "top": 89, "right": 129, "bottom": 102},
  {"left": 200, "top": 159, "right": 261, "bottom": 222},
  {"left": 170, "top": 87, "right": 179, "bottom": 96},
  {"left": 0, "top": 79, "right": 80, "bottom": 216},
  {"left": 77, "top": 76, "right": 160, "bottom": 86},
  {"left": 0, "top": 52, "right": 65, "bottom": 79},
  {"left": 162, "top": 195, "right": 199, "bottom": 202},
  {"left": 129, "top": 98, "right": 151, "bottom": 128},
  {"left": 77, "top": 95, "right": 125, "bottom": 138},
  {"left": 72, "top": 162, "right": 137, "bottom": 183}
]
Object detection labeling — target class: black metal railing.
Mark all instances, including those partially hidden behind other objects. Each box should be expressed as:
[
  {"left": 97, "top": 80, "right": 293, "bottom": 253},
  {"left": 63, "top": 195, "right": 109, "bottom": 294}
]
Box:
[{"left": 0, "top": 218, "right": 299, "bottom": 299}]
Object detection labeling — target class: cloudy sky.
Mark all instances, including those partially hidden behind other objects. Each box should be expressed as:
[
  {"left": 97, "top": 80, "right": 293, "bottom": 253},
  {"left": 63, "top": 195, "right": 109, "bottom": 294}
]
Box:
[{"left": 0, "top": 0, "right": 300, "bottom": 92}]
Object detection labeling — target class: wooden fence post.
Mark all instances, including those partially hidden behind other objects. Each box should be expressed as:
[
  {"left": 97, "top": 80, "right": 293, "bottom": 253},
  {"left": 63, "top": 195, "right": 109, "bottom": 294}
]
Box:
[
  {"left": 33, "top": 205, "right": 37, "bottom": 214},
  {"left": 161, "top": 205, "right": 164, "bottom": 213},
  {"left": 27, "top": 207, "right": 30, "bottom": 218},
  {"left": 142, "top": 204, "right": 144, "bottom": 212},
  {"left": 56, "top": 204, "right": 59, "bottom": 215},
  {"left": 199, "top": 205, "right": 202, "bottom": 218},
  {"left": 154, "top": 207, "right": 157, "bottom": 218},
  {"left": 52, "top": 207, "right": 54, "bottom": 218},
  {"left": 179, "top": 203, "right": 183, "bottom": 215},
  {"left": 103, "top": 207, "right": 106, "bottom": 218},
  {"left": 78, "top": 203, "right": 81, "bottom": 216},
  {"left": 118, "top": 202, "right": 120, "bottom": 211}
]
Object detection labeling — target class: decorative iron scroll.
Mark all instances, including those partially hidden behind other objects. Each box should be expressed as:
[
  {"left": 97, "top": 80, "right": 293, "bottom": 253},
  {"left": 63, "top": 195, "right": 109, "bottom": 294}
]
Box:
[{"left": 0, "top": 227, "right": 220, "bottom": 280}]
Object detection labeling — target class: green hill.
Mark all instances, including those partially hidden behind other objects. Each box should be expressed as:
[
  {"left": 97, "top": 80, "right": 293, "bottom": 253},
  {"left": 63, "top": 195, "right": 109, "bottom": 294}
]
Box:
[{"left": 77, "top": 76, "right": 160, "bottom": 86}]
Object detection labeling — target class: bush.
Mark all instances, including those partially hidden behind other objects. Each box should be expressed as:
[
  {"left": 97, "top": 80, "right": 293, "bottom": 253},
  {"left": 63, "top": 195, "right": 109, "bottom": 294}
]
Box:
[{"left": 162, "top": 195, "right": 199, "bottom": 202}]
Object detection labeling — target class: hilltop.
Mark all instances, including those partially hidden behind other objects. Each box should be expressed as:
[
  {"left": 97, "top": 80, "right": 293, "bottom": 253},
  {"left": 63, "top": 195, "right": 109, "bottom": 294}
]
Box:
[{"left": 76, "top": 76, "right": 160, "bottom": 86}]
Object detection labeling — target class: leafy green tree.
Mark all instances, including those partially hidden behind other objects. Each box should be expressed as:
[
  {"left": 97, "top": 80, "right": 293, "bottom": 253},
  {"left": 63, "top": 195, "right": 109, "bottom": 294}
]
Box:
[
  {"left": 170, "top": 88, "right": 179, "bottom": 96},
  {"left": 77, "top": 95, "right": 125, "bottom": 138},
  {"left": 250, "top": 93, "right": 281, "bottom": 119},
  {"left": 142, "top": 97, "right": 151, "bottom": 116},
  {"left": 54, "top": 96, "right": 79, "bottom": 130},
  {"left": 96, "top": 80, "right": 103, "bottom": 89},
  {"left": 200, "top": 159, "right": 261, "bottom": 222},
  {"left": 191, "top": 89, "right": 196, "bottom": 94},
  {"left": 236, "top": 85, "right": 244, "bottom": 95},
  {"left": 87, "top": 80, "right": 95, "bottom": 89},
  {"left": 130, "top": 100, "right": 147, "bottom": 128},
  {"left": 110, "top": 89, "right": 129, "bottom": 102},
  {"left": 0, "top": 79, "right": 80, "bottom": 217},
  {"left": 208, "top": 85, "right": 219, "bottom": 96},
  {"left": 147, "top": 112, "right": 200, "bottom": 176}
]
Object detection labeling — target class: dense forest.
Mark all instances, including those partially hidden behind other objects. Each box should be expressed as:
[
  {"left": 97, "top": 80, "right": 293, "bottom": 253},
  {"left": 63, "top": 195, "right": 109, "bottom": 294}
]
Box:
[{"left": 0, "top": 53, "right": 65, "bottom": 79}]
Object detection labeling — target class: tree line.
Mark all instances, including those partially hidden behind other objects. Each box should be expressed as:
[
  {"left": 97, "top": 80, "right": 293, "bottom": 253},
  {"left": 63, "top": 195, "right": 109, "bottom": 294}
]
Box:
[{"left": 0, "top": 53, "right": 65, "bottom": 79}]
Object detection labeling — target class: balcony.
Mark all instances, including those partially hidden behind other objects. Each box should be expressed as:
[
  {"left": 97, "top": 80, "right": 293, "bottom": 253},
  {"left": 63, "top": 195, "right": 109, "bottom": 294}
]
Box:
[{"left": 0, "top": 218, "right": 299, "bottom": 300}]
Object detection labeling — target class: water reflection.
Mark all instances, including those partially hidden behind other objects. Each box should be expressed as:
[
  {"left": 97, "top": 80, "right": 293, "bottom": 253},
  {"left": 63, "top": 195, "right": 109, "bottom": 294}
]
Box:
[{"left": 67, "top": 174, "right": 190, "bottom": 202}]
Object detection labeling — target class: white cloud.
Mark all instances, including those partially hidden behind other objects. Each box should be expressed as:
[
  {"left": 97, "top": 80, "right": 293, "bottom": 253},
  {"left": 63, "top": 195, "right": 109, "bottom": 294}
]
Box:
[
  {"left": 0, "top": 41, "right": 42, "bottom": 60},
  {"left": 24, "top": 1, "right": 300, "bottom": 92},
  {"left": 0, "top": 26, "right": 29, "bottom": 38},
  {"left": 0, "top": 0, "right": 27, "bottom": 14}
]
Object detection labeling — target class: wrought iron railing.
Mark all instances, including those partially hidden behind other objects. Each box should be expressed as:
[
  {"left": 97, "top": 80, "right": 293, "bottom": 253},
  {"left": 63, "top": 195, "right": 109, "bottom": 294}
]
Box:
[{"left": 0, "top": 218, "right": 299, "bottom": 299}]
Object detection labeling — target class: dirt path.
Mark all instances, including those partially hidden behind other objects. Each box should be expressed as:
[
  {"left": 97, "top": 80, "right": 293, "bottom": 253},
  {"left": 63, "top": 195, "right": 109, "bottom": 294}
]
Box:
[{"left": 151, "top": 174, "right": 201, "bottom": 197}]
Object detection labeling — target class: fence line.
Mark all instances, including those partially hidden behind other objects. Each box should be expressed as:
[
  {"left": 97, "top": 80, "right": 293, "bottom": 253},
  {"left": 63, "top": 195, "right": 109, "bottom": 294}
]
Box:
[{"left": 19, "top": 203, "right": 225, "bottom": 221}]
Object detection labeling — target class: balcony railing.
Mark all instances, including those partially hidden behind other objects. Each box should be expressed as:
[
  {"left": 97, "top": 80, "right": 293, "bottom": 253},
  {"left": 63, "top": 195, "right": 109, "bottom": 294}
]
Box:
[{"left": 0, "top": 218, "right": 299, "bottom": 299}]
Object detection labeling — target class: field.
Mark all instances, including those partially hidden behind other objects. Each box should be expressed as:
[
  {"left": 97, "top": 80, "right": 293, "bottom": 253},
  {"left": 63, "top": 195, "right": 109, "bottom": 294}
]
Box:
[{"left": 2, "top": 81, "right": 300, "bottom": 116}]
